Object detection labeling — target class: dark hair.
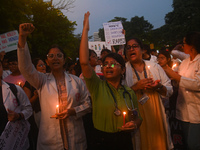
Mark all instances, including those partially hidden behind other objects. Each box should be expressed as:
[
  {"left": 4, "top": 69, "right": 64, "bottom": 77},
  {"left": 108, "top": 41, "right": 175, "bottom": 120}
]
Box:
[
  {"left": 158, "top": 50, "right": 172, "bottom": 67},
  {"left": 143, "top": 44, "right": 151, "bottom": 54},
  {"left": 46, "top": 44, "right": 66, "bottom": 58},
  {"left": 185, "top": 31, "right": 200, "bottom": 53},
  {"left": 102, "top": 53, "right": 125, "bottom": 68},
  {"left": 126, "top": 37, "right": 144, "bottom": 49},
  {"left": 101, "top": 48, "right": 111, "bottom": 55},
  {"left": 89, "top": 49, "right": 97, "bottom": 60},
  {"left": 32, "top": 58, "right": 43, "bottom": 68},
  {"left": 102, "top": 53, "right": 125, "bottom": 83},
  {"left": 8, "top": 55, "right": 18, "bottom": 63}
]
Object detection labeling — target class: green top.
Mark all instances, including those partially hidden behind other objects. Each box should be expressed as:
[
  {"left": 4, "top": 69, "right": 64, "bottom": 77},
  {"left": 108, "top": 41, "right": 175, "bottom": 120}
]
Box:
[{"left": 84, "top": 71, "right": 142, "bottom": 133}]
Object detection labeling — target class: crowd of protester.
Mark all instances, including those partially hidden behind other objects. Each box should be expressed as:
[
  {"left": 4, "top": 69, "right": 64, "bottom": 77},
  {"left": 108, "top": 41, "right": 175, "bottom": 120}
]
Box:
[{"left": 0, "top": 11, "right": 200, "bottom": 150}]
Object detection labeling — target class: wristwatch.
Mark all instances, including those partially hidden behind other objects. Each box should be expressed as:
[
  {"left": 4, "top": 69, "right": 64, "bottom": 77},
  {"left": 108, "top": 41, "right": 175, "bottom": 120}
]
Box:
[{"left": 156, "top": 85, "right": 164, "bottom": 91}]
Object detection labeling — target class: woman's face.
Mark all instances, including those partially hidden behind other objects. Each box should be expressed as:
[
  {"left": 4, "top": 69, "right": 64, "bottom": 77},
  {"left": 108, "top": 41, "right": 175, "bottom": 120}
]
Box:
[
  {"left": 102, "top": 57, "right": 125, "bottom": 81},
  {"left": 126, "top": 39, "right": 143, "bottom": 63},
  {"left": 36, "top": 60, "right": 46, "bottom": 73},
  {"left": 157, "top": 54, "right": 169, "bottom": 67},
  {"left": 182, "top": 37, "right": 193, "bottom": 55},
  {"left": 89, "top": 52, "right": 98, "bottom": 67},
  {"left": 46, "top": 48, "right": 65, "bottom": 71}
]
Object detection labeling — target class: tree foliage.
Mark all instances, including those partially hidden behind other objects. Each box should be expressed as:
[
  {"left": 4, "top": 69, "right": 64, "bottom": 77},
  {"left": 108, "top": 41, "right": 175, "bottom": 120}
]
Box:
[
  {"left": 0, "top": 0, "right": 79, "bottom": 60},
  {"left": 151, "top": 0, "right": 200, "bottom": 48},
  {"left": 99, "top": 0, "right": 200, "bottom": 50},
  {"left": 51, "top": 0, "right": 76, "bottom": 12}
]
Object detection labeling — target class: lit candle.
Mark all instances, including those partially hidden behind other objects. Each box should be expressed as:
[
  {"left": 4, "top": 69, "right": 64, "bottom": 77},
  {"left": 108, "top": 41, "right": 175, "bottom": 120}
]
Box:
[
  {"left": 147, "top": 66, "right": 150, "bottom": 78},
  {"left": 18, "top": 82, "right": 21, "bottom": 86},
  {"left": 56, "top": 105, "right": 59, "bottom": 114},
  {"left": 123, "top": 112, "right": 126, "bottom": 126},
  {"left": 172, "top": 64, "right": 177, "bottom": 70}
]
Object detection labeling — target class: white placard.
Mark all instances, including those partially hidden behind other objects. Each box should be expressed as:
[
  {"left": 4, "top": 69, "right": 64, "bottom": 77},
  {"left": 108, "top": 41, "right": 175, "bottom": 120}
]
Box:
[
  {"left": 88, "top": 41, "right": 111, "bottom": 57},
  {"left": 0, "top": 120, "right": 30, "bottom": 150},
  {"left": 0, "top": 30, "right": 19, "bottom": 53},
  {"left": 103, "top": 21, "right": 126, "bottom": 46}
]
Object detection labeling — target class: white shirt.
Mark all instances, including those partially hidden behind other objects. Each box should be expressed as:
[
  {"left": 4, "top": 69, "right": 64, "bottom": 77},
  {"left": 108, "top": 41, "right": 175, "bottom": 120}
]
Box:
[
  {"left": 171, "top": 50, "right": 189, "bottom": 61},
  {"left": 150, "top": 54, "right": 158, "bottom": 63},
  {"left": 176, "top": 54, "right": 200, "bottom": 123}
]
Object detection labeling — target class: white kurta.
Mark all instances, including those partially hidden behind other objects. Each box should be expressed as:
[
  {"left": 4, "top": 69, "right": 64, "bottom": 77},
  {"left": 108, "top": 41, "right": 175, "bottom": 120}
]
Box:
[{"left": 18, "top": 44, "right": 91, "bottom": 150}]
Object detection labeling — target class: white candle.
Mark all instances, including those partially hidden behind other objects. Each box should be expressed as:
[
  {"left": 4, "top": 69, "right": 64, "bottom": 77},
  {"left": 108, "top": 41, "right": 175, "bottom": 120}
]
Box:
[
  {"left": 56, "top": 105, "right": 59, "bottom": 114},
  {"left": 172, "top": 64, "right": 177, "bottom": 70},
  {"left": 147, "top": 66, "right": 150, "bottom": 78}
]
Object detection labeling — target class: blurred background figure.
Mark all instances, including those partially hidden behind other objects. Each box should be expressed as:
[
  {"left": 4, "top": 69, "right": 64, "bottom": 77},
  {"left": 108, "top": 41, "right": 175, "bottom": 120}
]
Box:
[
  {"left": 66, "top": 61, "right": 76, "bottom": 75},
  {"left": 100, "top": 48, "right": 111, "bottom": 60},
  {"left": 23, "top": 58, "right": 46, "bottom": 150},
  {"left": 3, "top": 55, "right": 26, "bottom": 87},
  {"left": 0, "top": 51, "right": 12, "bottom": 79},
  {"left": 163, "top": 31, "right": 200, "bottom": 150},
  {"left": 157, "top": 50, "right": 173, "bottom": 109},
  {"left": 142, "top": 44, "right": 157, "bottom": 63}
]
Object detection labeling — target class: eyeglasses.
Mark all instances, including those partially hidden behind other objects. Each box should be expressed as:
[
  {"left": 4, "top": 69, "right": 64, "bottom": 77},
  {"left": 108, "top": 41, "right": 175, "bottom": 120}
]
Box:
[
  {"left": 37, "top": 64, "right": 46, "bottom": 67},
  {"left": 102, "top": 62, "right": 121, "bottom": 68},
  {"left": 126, "top": 44, "right": 139, "bottom": 51},
  {"left": 47, "top": 53, "right": 63, "bottom": 59}
]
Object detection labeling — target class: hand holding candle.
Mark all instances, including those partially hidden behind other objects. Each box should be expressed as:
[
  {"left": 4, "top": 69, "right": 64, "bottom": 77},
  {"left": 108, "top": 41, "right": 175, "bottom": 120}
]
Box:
[
  {"left": 51, "top": 105, "right": 59, "bottom": 118},
  {"left": 172, "top": 64, "right": 177, "bottom": 70},
  {"left": 56, "top": 105, "right": 59, "bottom": 114},
  {"left": 123, "top": 112, "right": 126, "bottom": 126}
]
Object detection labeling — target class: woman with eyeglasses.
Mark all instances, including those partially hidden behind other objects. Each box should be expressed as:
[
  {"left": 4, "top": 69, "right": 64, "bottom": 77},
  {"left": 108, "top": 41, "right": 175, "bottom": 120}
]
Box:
[
  {"left": 125, "top": 37, "right": 174, "bottom": 150},
  {"left": 17, "top": 23, "right": 91, "bottom": 150},
  {"left": 79, "top": 12, "right": 142, "bottom": 150},
  {"left": 163, "top": 32, "right": 200, "bottom": 150}
]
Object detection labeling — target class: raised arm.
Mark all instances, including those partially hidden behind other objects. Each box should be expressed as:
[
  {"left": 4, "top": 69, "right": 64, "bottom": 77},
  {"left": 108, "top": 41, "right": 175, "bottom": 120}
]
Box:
[
  {"left": 18, "top": 23, "right": 45, "bottom": 90},
  {"left": 79, "top": 11, "right": 93, "bottom": 78},
  {"left": 18, "top": 23, "right": 35, "bottom": 48}
]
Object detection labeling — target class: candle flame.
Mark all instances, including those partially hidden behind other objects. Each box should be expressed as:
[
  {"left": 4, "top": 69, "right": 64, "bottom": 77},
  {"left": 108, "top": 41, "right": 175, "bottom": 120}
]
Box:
[
  {"left": 172, "top": 64, "right": 177, "bottom": 69},
  {"left": 123, "top": 112, "right": 126, "bottom": 115},
  {"left": 147, "top": 66, "right": 150, "bottom": 69},
  {"left": 56, "top": 105, "right": 59, "bottom": 108}
]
